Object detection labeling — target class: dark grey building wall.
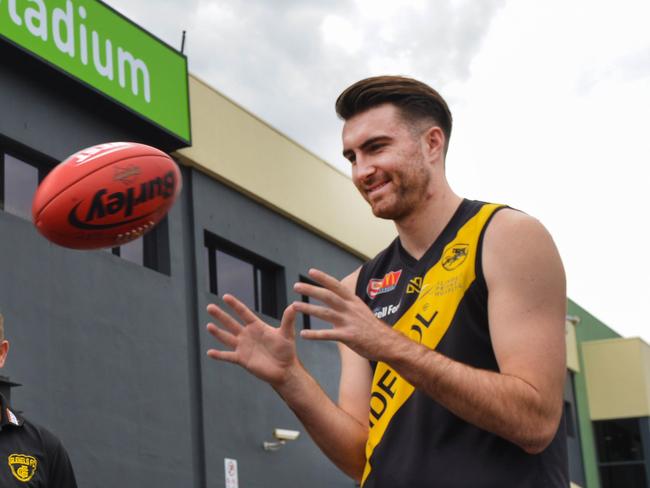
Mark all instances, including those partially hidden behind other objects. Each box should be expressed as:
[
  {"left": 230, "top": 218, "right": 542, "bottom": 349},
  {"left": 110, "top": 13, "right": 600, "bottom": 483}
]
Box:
[
  {"left": 0, "top": 202, "right": 196, "bottom": 487},
  {"left": 0, "top": 40, "right": 198, "bottom": 487},
  {"left": 193, "top": 171, "right": 361, "bottom": 488},
  {"left": 0, "top": 39, "right": 365, "bottom": 488}
]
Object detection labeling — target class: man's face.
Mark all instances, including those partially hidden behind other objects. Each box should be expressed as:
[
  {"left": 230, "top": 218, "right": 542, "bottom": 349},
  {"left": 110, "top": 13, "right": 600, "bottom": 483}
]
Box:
[{"left": 342, "top": 104, "right": 433, "bottom": 221}]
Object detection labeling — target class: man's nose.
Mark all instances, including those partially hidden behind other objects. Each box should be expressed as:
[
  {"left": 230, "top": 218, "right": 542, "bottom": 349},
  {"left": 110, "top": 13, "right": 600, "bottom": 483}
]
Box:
[{"left": 355, "top": 156, "right": 376, "bottom": 180}]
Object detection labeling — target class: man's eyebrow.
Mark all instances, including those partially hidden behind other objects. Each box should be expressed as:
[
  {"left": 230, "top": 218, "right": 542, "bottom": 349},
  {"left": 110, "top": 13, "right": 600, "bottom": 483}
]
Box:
[
  {"left": 342, "top": 148, "right": 354, "bottom": 161},
  {"left": 342, "top": 136, "right": 392, "bottom": 161}
]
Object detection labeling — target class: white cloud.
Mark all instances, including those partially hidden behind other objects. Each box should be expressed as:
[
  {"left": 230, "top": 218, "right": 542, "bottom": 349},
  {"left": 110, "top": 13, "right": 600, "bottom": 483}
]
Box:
[
  {"left": 447, "top": 0, "right": 650, "bottom": 338},
  {"left": 321, "top": 15, "right": 363, "bottom": 54}
]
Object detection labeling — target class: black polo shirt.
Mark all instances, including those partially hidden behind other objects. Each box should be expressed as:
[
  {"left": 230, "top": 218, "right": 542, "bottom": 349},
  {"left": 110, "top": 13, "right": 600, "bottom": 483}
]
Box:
[{"left": 0, "top": 394, "right": 77, "bottom": 487}]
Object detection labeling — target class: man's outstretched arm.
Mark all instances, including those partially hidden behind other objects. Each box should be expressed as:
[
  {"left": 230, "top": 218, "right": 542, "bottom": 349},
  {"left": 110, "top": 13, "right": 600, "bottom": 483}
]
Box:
[
  {"left": 206, "top": 269, "right": 371, "bottom": 480},
  {"left": 295, "top": 210, "right": 567, "bottom": 453}
]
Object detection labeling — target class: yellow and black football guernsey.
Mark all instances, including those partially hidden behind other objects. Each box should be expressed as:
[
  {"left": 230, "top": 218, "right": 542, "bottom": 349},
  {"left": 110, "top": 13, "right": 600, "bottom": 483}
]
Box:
[{"left": 355, "top": 199, "right": 568, "bottom": 488}]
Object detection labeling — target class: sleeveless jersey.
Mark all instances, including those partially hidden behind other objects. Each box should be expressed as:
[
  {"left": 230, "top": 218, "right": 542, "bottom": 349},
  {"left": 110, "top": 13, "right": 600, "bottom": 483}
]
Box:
[{"left": 355, "top": 199, "right": 568, "bottom": 488}]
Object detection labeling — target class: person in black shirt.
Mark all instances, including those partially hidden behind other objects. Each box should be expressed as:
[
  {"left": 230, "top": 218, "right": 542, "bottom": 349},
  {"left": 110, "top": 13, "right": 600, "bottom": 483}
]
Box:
[{"left": 0, "top": 313, "right": 77, "bottom": 487}]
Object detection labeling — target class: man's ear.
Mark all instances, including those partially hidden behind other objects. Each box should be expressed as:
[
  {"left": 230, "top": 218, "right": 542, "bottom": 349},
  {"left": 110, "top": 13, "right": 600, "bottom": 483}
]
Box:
[
  {"left": 0, "top": 340, "right": 9, "bottom": 368},
  {"left": 422, "top": 125, "right": 446, "bottom": 161}
]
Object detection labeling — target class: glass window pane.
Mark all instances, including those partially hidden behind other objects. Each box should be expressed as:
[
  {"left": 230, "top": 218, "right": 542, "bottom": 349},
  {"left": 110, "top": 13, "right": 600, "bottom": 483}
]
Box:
[
  {"left": 564, "top": 401, "right": 576, "bottom": 437},
  {"left": 120, "top": 238, "right": 144, "bottom": 265},
  {"left": 565, "top": 372, "right": 586, "bottom": 487},
  {"left": 3, "top": 154, "right": 39, "bottom": 220},
  {"left": 307, "top": 295, "right": 330, "bottom": 330},
  {"left": 300, "top": 278, "right": 329, "bottom": 330},
  {"left": 600, "top": 464, "right": 647, "bottom": 488},
  {"left": 216, "top": 250, "right": 256, "bottom": 311},
  {"left": 256, "top": 268, "right": 263, "bottom": 311},
  {"left": 206, "top": 246, "right": 213, "bottom": 293},
  {"left": 595, "top": 419, "right": 644, "bottom": 463}
]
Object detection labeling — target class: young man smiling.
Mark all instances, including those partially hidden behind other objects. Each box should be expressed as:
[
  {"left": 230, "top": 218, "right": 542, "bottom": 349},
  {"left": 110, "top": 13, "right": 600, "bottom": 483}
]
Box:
[{"left": 207, "top": 76, "right": 569, "bottom": 487}]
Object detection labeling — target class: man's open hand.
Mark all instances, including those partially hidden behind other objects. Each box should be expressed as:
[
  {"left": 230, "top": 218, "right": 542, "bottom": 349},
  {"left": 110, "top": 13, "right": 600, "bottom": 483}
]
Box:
[
  {"left": 293, "top": 269, "right": 397, "bottom": 361},
  {"left": 207, "top": 295, "right": 299, "bottom": 387}
]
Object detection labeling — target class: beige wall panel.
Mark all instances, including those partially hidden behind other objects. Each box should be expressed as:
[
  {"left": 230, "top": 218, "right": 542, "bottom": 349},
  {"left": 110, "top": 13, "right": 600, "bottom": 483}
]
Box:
[
  {"left": 566, "top": 321, "right": 580, "bottom": 372},
  {"left": 582, "top": 338, "right": 650, "bottom": 420},
  {"left": 644, "top": 343, "right": 650, "bottom": 408},
  {"left": 176, "top": 75, "right": 396, "bottom": 259}
]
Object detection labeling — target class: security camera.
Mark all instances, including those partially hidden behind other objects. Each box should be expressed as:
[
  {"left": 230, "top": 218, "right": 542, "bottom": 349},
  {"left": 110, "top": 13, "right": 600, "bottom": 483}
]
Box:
[
  {"left": 274, "top": 428, "right": 300, "bottom": 441},
  {"left": 263, "top": 428, "right": 301, "bottom": 451}
]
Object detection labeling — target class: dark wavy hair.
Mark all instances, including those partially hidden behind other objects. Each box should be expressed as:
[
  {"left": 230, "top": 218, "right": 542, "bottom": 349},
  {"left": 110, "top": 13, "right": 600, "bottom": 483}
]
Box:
[{"left": 335, "top": 76, "right": 452, "bottom": 151}]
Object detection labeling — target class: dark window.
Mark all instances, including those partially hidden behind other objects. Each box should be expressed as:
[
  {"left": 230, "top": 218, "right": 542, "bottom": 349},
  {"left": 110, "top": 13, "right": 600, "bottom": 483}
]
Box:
[
  {"left": 564, "top": 400, "right": 576, "bottom": 437},
  {"left": 205, "top": 231, "right": 284, "bottom": 319},
  {"left": 596, "top": 418, "right": 644, "bottom": 463},
  {"left": 109, "top": 216, "right": 170, "bottom": 273},
  {"left": 600, "top": 465, "right": 647, "bottom": 488},
  {"left": 1, "top": 153, "right": 40, "bottom": 220},
  {"left": 216, "top": 250, "right": 257, "bottom": 310},
  {"left": 595, "top": 418, "right": 648, "bottom": 488},
  {"left": 565, "top": 371, "right": 586, "bottom": 486},
  {"left": 299, "top": 275, "right": 330, "bottom": 330}
]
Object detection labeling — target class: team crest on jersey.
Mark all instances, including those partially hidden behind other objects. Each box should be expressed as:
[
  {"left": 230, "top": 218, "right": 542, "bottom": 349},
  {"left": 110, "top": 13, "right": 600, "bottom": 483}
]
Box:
[
  {"left": 8, "top": 454, "right": 37, "bottom": 482},
  {"left": 406, "top": 276, "right": 422, "bottom": 294},
  {"left": 367, "top": 270, "right": 402, "bottom": 299},
  {"left": 442, "top": 243, "right": 469, "bottom": 271}
]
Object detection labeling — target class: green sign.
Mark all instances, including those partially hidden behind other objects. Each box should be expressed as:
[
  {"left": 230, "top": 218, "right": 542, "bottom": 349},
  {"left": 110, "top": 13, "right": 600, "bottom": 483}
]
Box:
[{"left": 0, "top": 0, "right": 190, "bottom": 144}]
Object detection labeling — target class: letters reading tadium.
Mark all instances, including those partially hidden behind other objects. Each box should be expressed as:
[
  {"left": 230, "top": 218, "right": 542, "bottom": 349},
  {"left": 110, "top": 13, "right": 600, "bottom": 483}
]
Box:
[{"left": 2, "top": 0, "right": 151, "bottom": 103}]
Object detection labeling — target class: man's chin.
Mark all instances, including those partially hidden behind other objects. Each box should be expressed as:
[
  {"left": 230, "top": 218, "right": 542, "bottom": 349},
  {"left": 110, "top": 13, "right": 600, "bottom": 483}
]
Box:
[{"left": 370, "top": 204, "right": 404, "bottom": 221}]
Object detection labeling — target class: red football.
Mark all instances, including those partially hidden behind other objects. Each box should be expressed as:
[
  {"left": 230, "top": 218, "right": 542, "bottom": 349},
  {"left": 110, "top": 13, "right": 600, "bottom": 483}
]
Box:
[{"left": 32, "top": 142, "right": 182, "bottom": 250}]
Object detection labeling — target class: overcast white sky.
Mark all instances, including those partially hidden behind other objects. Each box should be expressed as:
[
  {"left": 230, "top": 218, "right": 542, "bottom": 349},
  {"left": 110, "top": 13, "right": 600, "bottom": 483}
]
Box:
[{"left": 105, "top": 0, "right": 650, "bottom": 342}]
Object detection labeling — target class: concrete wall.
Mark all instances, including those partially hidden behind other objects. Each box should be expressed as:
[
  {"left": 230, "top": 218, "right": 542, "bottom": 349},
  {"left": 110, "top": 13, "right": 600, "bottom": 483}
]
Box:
[
  {"left": 0, "top": 44, "right": 196, "bottom": 486},
  {"left": 192, "top": 171, "right": 360, "bottom": 487},
  {"left": 583, "top": 337, "right": 650, "bottom": 420},
  {"left": 0, "top": 200, "right": 196, "bottom": 487}
]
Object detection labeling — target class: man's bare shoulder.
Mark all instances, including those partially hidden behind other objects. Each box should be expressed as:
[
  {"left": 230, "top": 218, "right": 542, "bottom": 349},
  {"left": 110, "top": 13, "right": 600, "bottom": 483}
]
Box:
[
  {"left": 489, "top": 207, "right": 548, "bottom": 231},
  {"left": 484, "top": 208, "right": 557, "bottom": 253},
  {"left": 482, "top": 207, "right": 565, "bottom": 295}
]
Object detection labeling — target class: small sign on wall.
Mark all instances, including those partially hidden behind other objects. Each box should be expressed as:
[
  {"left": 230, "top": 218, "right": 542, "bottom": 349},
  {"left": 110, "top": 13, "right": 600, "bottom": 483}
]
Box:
[{"left": 225, "top": 458, "right": 239, "bottom": 488}]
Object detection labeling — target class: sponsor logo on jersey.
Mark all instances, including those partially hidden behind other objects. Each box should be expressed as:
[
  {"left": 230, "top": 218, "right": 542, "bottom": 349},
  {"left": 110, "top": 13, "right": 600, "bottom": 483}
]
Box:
[
  {"left": 366, "top": 270, "right": 402, "bottom": 299},
  {"left": 8, "top": 454, "right": 37, "bottom": 482},
  {"left": 406, "top": 276, "right": 422, "bottom": 294},
  {"left": 434, "top": 276, "right": 465, "bottom": 296},
  {"left": 369, "top": 307, "right": 439, "bottom": 429},
  {"left": 373, "top": 301, "right": 401, "bottom": 319},
  {"left": 442, "top": 243, "right": 469, "bottom": 271}
]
